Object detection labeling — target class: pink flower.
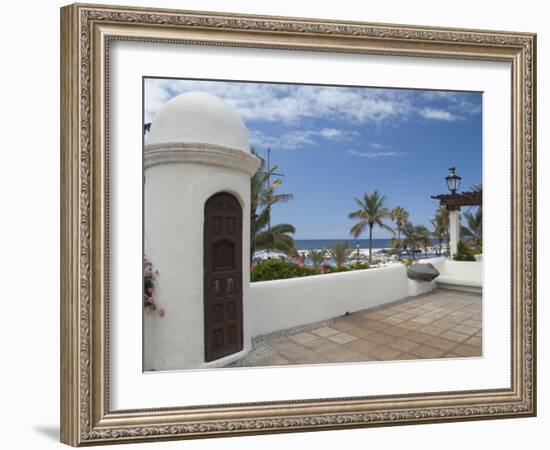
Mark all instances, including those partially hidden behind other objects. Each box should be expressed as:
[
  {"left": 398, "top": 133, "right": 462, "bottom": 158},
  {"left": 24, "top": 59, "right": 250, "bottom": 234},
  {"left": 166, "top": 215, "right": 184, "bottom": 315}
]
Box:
[{"left": 158, "top": 307, "right": 166, "bottom": 318}]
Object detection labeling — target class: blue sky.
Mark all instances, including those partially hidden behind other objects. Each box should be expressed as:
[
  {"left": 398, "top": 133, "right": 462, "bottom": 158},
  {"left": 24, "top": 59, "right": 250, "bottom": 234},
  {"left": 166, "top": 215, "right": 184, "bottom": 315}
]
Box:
[{"left": 144, "top": 78, "right": 482, "bottom": 239}]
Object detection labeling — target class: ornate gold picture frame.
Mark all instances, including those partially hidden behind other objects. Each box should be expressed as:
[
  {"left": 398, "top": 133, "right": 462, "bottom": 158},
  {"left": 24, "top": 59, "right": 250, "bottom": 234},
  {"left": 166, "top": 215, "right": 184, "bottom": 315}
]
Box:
[{"left": 60, "top": 3, "right": 536, "bottom": 446}]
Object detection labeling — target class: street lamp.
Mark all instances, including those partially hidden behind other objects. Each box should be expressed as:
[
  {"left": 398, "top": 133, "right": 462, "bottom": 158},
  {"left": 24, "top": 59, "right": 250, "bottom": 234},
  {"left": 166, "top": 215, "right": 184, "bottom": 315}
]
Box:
[
  {"left": 445, "top": 166, "right": 461, "bottom": 194},
  {"left": 356, "top": 242, "right": 361, "bottom": 264}
]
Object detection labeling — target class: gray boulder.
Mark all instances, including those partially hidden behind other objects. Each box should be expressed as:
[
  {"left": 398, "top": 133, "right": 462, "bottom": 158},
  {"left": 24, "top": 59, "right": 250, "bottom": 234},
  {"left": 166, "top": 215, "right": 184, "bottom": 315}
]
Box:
[{"left": 407, "top": 263, "right": 440, "bottom": 282}]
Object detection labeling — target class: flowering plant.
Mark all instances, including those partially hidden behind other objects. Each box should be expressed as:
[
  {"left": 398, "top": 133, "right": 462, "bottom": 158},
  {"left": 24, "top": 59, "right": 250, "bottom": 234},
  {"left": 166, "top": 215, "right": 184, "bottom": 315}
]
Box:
[{"left": 144, "top": 258, "right": 165, "bottom": 317}]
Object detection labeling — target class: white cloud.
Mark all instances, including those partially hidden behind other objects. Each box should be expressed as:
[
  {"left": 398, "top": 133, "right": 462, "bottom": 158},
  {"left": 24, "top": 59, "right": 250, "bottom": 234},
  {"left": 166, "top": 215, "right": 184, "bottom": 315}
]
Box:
[
  {"left": 319, "top": 128, "right": 358, "bottom": 140},
  {"left": 419, "top": 91, "right": 482, "bottom": 116},
  {"left": 348, "top": 150, "right": 405, "bottom": 159},
  {"left": 419, "top": 107, "right": 458, "bottom": 122},
  {"left": 144, "top": 79, "right": 415, "bottom": 126},
  {"left": 249, "top": 130, "right": 316, "bottom": 150},
  {"left": 250, "top": 127, "right": 359, "bottom": 150},
  {"left": 367, "top": 142, "right": 385, "bottom": 149},
  {"left": 144, "top": 79, "right": 481, "bottom": 130}
]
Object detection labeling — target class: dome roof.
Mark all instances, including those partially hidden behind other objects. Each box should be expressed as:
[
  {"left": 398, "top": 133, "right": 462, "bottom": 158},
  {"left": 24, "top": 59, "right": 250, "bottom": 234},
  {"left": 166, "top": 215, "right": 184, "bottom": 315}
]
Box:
[{"left": 147, "top": 91, "right": 250, "bottom": 152}]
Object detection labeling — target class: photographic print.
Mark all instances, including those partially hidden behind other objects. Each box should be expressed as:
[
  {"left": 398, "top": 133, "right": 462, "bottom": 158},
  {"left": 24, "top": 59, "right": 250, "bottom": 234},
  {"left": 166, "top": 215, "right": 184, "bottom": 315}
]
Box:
[
  {"left": 61, "top": 4, "right": 535, "bottom": 445},
  {"left": 143, "top": 79, "right": 483, "bottom": 371}
]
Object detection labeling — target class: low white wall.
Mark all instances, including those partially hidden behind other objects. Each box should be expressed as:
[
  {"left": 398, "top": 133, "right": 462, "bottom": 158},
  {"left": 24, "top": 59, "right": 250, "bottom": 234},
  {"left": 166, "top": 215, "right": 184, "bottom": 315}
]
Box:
[
  {"left": 420, "top": 257, "right": 483, "bottom": 291},
  {"left": 249, "top": 264, "right": 429, "bottom": 337}
]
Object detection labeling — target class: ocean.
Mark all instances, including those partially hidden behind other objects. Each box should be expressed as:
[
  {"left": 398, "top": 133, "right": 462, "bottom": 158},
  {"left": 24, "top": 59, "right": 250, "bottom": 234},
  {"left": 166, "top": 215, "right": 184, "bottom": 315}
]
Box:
[{"left": 295, "top": 238, "right": 443, "bottom": 251}]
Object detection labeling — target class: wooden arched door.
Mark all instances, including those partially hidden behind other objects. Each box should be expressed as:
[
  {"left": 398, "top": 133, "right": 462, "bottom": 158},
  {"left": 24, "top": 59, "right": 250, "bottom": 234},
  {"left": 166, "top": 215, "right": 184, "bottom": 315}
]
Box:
[{"left": 203, "top": 192, "right": 243, "bottom": 362}]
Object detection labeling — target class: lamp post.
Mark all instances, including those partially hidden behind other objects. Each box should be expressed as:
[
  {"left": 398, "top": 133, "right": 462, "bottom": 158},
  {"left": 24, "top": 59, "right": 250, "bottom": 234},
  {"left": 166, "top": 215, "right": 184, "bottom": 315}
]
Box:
[
  {"left": 445, "top": 166, "right": 461, "bottom": 194},
  {"left": 356, "top": 242, "right": 361, "bottom": 264},
  {"left": 445, "top": 167, "right": 461, "bottom": 258}
]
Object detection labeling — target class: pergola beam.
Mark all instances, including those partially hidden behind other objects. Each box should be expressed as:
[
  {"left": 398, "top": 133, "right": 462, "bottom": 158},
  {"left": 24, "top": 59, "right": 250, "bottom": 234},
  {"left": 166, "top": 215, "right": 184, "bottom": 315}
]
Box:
[{"left": 431, "top": 190, "right": 482, "bottom": 208}]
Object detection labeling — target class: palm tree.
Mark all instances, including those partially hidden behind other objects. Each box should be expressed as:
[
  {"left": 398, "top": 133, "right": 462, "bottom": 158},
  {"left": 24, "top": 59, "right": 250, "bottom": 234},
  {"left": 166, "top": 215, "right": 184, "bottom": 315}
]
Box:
[
  {"left": 430, "top": 206, "right": 449, "bottom": 256},
  {"left": 307, "top": 248, "right": 326, "bottom": 268},
  {"left": 328, "top": 241, "right": 352, "bottom": 267},
  {"left": 348, "top": 191, "right": 393, "bottom": 263},
  {"left": 402, "top": 222, "right": 431, "bottom": 260},
  {"left": 389, "top": 206, "right": 409, "bottom": 258},
  {"left": 461, "top": 208, "right": 482, "bottom": 248},
  {"left": 388, "top": 237, "right": 403, "bottom": 258},
  {"left": 254, "top": 223, "right": 297, "bottom": 257},
  {"left": 250, "top": 149, "right": 296, "bottom": 261}
]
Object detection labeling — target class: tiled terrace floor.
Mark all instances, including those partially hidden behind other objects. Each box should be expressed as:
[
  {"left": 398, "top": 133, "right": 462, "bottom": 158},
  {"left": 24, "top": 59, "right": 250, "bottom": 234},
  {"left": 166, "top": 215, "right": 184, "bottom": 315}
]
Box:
[{"left": 231, "top": 289, "right": 482, "bottom": 367}]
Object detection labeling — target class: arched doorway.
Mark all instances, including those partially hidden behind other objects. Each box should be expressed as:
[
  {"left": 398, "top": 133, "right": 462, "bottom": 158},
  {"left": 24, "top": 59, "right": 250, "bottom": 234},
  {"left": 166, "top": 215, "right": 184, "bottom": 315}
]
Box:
[{"left": 203, "top": 192, "right": 243, "bottom": 362}]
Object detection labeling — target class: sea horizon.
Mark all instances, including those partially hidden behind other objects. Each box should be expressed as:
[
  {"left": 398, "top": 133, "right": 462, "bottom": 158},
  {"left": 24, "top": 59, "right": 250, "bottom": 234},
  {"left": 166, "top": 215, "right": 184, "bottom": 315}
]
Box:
[{"left": 294, "top": 238, "right": 446, "bottom": 251}]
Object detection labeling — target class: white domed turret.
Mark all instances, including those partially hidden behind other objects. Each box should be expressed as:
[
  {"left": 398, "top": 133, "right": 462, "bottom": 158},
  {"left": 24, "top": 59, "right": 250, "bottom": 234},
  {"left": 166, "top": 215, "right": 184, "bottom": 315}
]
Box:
[
  {"left": 143, "top": 90, "right": 260, "bottom": 371},
  {"left": 148, "top": 91, "right": 250, "bottom": 152}
]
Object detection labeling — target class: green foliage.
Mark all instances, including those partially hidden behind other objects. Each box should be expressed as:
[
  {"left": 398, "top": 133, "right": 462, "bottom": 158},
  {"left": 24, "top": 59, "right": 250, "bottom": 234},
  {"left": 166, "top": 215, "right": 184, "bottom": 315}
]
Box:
[
  {"left": 251, "top": 259, "right": 319, "bottom": 282},
  {"left": 402, "top": 222, "right": 431, "bottom": 260},
  {"left": 431, "top": 205, "right": 449, "bottom": 255},
  {"left": 250, "top": 148, "right": 296, "bottom": 260},
  {"left": 251, "top": 259, "right": 369, "bottom": 282},
  {"left": 348, "top": 190, "right": 393, "bottom": 263},
  {"left": 346, "top": 262, "right": 370, "bottom": 271},
  {"left": 403, "top": 258, "right": 414, "bottom": 267},
  {"left": 461, "top": 207, "right": 483, "bottom": 248},
  {"left": 453, "top": 240, "right": 476, "bottom": 261},
  {"left": 327, "top": 240, "right": 352, "bottom": 267},
  {"left": 307, "top": 248, "right": 326, "bottom": 268}
]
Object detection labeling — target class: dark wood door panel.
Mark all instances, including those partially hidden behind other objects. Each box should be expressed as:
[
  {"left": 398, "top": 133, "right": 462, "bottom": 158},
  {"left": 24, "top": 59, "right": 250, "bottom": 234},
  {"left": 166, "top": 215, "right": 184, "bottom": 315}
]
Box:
[{"left": 204, "top": 192, "right": 243, "bottom": 362}]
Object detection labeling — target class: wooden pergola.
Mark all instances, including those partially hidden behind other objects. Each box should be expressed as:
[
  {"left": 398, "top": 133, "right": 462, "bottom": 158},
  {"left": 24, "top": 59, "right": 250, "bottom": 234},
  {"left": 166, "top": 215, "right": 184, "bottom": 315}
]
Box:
[
  {"left": 430, "top": 190, "right": 482, "bottom": 257},
  {"left": 431, "top": 190, "right": 482, "bottom": 210}
]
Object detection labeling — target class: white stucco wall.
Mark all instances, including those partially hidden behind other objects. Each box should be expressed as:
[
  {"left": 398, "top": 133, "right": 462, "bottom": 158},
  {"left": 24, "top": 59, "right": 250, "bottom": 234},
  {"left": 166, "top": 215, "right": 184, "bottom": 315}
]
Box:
[
  {"left": 249, "top": 264, "right": 430, "bottom": 337},
  {"left": 144, "top": 162, "right": 253, "bottom": 370},
  {"left": 143, "top": 308, "right": 156, "bottom": 370},
  {"left": 420, "top": 257, "right": 483, "bottom": 292}
]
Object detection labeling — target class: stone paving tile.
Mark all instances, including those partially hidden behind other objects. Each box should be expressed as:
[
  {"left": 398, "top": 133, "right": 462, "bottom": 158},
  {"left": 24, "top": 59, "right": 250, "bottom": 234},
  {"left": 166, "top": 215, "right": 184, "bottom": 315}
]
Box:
[
  {"left": 402, "top": 330, "right": 433, "bottom": 344},
  {"left": 345, "top": 325, "right": 380, "bottom": 338},
  {"left": 363, "top": 312, "right": 387, "bottom": 320},
  {"left": 408, "top": 344, "right": 447, "bottom": 359},
  {"left": 345, "top": 338, "right": 380, "bottom": 354},
  {"left": 327, "top": 332, "right": 358, "bottom": 344},
  {"left": 439, "top": 330, "right": 470, "bottom": 343},
  {"left": 382, "top": 326, "right": 412, "bottom": 338},
  {"left": 425, "top": 336, "right": 460, "bottom": 351},
  {"left": 393, "top": 312, "right": 417, "bottom": 320},
  {"left": 381, "top": 317, "right": 405, "bottom": 325},
  {"left": 230, "top": 289, "right": 482, "bottom": 368},
  {"left": 452, "top": 343, "right": 482, "bottom": 357},
  {"left": 363, "top": 332, "right": 396, "bottom": 345},
  {"left": 330, "top": 319, "right": 359, "bottom": 333},
  {"left": 310, "top": 326, "right": 340, "bottom": 337},
  {"left": 317, "top": 348, "right": 368, "bottom": 363},
  {"left": 463, "top": 319, "right": 482, "bottom": 328},
  {"left": 399, "top": 321, "right": 425, "bottom": 331},
  {"left": 360, "top": 319, "right": 390, "bottom": 332},
  {"left": 430, "top": 319, "right": 458, "bottom": 330},
  {"left": 386, "top": 338, "right": 421, "bottom": 352},
  {"left": 451, "top": 324, "right": 479, "bottom": 336},
  {"left": 362, "top": 345, "right": 403, "bottom": 360},
  {"left": 410, "top": 315, "right": 437, "bottom": 325},
  {"left": 465, "top": 336, "right": 482, "bottom": 347},
  {"left": 418, "top": 324, "right": 446, "bottom": 336},
  {"left": 288, "top": 332, "right": 319, "bottom": 345},
  {"left": 301, "top": 338, "right": 340, "bottom": 352}
]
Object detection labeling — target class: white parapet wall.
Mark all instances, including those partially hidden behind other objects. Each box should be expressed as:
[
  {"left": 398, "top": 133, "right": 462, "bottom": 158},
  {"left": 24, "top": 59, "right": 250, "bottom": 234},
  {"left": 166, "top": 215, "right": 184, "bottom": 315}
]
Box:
[
  {"left": 421, "top": 257, "right": 483, "bottom": 294},
  {"left": 249, "top": 264, "right": 433, "bottom": 337}
]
